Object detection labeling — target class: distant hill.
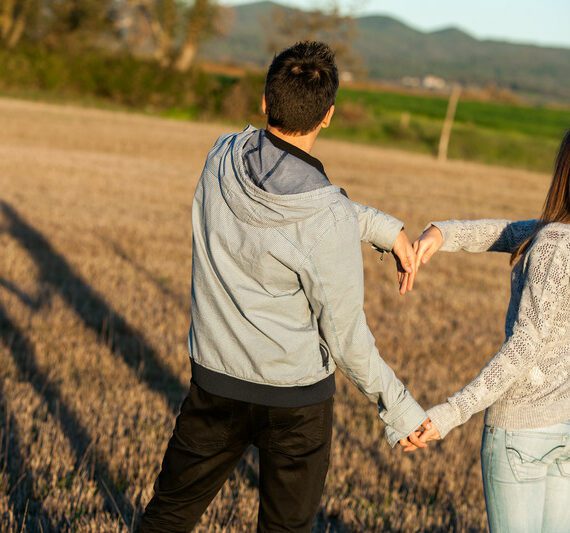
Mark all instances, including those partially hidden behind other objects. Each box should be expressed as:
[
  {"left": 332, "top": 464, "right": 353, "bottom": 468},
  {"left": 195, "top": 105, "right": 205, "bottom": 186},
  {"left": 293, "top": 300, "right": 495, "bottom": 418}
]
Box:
[{"left": 200, "top": 1, "right": 570, "bottom": 102}]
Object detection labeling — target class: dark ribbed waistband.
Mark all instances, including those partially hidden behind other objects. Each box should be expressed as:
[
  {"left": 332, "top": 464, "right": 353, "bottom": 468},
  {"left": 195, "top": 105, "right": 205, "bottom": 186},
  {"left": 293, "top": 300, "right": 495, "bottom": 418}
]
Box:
[{"left": 191, "top": 360, "right": 336, "bottom": 408}]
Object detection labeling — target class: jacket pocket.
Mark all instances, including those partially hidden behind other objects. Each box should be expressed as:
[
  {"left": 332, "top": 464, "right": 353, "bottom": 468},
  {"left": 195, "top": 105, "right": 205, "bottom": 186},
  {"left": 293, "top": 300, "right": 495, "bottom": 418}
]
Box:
[
  {"left": 319, "top": 342, "right": 330, "bottom": 373},
  {"left": 506, "top": 430, "right": 567, "bottom": 482}
]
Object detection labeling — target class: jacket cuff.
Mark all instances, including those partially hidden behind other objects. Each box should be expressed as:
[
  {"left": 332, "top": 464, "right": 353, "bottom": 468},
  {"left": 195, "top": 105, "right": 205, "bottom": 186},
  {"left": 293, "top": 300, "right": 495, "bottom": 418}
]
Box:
[
  {"left": 380, "top": 395, "right": 427, "bottom": 448},
  {"left": 426, "top": 402, "right": 461, "bottom": 439},
  {"left": 374, "top": 215, "right": 404, "bottom": 252}
]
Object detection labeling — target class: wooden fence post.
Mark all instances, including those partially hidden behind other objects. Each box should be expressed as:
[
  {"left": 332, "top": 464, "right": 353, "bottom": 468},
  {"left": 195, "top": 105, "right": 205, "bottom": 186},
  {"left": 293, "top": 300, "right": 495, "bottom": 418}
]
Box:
[{"left": 438, "top": 84, "right": 462, "bottom": 163}]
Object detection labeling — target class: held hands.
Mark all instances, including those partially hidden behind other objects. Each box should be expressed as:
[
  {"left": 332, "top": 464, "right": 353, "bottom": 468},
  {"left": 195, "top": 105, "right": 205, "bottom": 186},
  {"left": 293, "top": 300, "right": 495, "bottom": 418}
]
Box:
[
  {"left": 399, "top": 419, "right": 442, "bottom": 453},
  {"left": 391, "top": 226, "right": 444, "bottom": 296}
]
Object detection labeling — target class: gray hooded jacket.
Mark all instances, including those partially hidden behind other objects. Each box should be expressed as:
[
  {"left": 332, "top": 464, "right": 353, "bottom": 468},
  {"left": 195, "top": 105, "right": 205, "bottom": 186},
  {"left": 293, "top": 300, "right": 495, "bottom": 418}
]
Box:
[{"left": 189, "top": 126, "right": 426, "bottom": 446}]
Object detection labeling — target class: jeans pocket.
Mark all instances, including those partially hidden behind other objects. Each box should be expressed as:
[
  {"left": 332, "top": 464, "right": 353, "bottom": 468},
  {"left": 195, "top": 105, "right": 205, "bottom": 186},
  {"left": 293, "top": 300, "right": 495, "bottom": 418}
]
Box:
[{"left": 505, "top": 430, "right": 567, "bottom": 483}]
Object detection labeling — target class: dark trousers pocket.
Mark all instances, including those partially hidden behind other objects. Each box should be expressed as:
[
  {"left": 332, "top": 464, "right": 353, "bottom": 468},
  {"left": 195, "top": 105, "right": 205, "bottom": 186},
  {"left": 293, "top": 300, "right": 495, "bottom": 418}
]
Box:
[
  {"left": 176, "top": 383, "right": 236, "bottom": 453},
  {"left": 265, "top": 397, "right": 333, "bottom": 456}
]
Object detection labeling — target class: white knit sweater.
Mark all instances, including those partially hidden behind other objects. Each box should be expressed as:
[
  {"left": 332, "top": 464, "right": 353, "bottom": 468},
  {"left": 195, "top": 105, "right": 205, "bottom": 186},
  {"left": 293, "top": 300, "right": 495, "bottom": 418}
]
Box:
[{"left": 427, "top": 220, "right": 570, "bottom": 437}]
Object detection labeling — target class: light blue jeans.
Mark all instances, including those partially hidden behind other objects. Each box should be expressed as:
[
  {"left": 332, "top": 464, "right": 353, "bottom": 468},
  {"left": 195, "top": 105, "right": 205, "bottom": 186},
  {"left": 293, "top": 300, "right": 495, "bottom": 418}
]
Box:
[{"left": 481, "top": 422, "right": 570, "bottom": 533}]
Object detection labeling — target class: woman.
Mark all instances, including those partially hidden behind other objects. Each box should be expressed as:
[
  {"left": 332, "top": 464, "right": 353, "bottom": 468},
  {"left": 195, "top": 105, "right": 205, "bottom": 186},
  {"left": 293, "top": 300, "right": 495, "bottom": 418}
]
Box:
[{"left": 410, "top": 131, "right": 570, "bottom": 532}]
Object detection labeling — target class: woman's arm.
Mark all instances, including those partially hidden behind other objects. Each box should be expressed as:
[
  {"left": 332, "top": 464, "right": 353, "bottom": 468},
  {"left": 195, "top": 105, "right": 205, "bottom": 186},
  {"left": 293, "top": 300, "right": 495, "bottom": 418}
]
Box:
[
  {"left": 413, "top": 219, "right": 539, "bottom": 270},
  {"left": 427, "top": 232, "right": 570, "bottom": 438},
  {"left": 432, "top": 219, "right": 538, "bottom": 253}
]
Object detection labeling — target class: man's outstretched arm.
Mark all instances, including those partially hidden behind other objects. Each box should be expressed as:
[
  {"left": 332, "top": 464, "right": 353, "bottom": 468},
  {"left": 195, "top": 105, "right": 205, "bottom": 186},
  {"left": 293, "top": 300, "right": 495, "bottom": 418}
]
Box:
[{"left": 298, "top": 206, "right": 428, "bottom": 448}]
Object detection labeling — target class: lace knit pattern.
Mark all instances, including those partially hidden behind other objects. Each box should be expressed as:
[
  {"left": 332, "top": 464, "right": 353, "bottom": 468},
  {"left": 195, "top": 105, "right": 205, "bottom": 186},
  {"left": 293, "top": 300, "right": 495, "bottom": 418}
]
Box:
[{"left": 426, "top": 220, "right": 570, "bottom": 438}]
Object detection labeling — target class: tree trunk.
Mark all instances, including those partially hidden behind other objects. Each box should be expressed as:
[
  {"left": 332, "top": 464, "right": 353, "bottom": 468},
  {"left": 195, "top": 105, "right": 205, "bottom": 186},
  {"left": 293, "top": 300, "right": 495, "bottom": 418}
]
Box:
[
  {"left": 148, "top": 18, "right": 172, "bottom": 66},
  {"left": 173, "top": 41, "right": 197, "bottom": 72},
  {"left": 1, "top": 0, "right": 16, "bottom": 40},
  {"left": 6, "top": 6, "right": 25, "bottom": 48},
  {"left": 1, "top": 0, "right": 30, "bottom": 49}
]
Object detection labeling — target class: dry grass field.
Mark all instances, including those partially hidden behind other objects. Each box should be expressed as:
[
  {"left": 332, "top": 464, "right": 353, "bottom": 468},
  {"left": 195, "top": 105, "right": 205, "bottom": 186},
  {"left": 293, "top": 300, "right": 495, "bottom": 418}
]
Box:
[{"left": 0, "top": 97, "right": 550, "bottom": 532}]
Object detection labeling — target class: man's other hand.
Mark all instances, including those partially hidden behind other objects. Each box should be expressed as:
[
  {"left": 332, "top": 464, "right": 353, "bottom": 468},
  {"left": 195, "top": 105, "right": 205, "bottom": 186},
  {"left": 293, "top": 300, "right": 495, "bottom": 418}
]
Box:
[{"left": 392, "top": 230, "right": 417, "bottom": 295}]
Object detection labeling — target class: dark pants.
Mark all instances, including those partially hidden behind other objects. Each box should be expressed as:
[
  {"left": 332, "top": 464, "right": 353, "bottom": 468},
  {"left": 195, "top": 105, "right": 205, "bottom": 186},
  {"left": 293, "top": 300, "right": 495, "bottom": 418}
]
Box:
[{"left": 140, "top": 383, "right": 334, "bottom": 532}]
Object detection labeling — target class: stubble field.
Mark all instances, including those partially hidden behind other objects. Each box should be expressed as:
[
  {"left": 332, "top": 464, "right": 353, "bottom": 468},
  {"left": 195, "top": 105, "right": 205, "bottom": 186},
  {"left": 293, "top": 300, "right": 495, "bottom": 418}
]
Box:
[{"left": 0, "top": 98, "right": 550, "bottom": 532}]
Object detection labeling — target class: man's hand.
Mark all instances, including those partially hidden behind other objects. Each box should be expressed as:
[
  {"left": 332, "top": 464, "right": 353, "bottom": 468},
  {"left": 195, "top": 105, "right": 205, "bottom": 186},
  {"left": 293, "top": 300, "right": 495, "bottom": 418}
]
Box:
[
  {"left": 399, "top": 420, "right": 442, "bottom": 452},
  {"left": 392, "top": 230, "right": 417, "bottom": 295},
  {"left": 398, "top": 418, "right": 432, "bottom": 452},
  {"left": 413, "top": 225, "right": 444, "bottom": 273}
]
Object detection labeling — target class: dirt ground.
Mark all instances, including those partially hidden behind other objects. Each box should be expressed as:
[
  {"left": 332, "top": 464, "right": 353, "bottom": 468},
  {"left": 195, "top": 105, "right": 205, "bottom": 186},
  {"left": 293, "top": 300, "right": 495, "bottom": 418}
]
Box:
[{"left": 0, "top": 97, "right": 549, "bottom": 531}]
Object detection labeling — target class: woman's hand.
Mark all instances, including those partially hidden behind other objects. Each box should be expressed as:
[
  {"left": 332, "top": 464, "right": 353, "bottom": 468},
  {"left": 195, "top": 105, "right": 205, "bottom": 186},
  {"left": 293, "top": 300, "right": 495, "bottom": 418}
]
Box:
[
  {"left": 418, "top": 425, "right": 441, "bottom": 445},
  {"left": 398, "top": 418, "right": 434, "bottom": 452},
  {"left": 413, "top": 225, "right": 444, "bottom": 272},
  {"left": 400, "top": 420, "right": 442, "bottom": 453}
]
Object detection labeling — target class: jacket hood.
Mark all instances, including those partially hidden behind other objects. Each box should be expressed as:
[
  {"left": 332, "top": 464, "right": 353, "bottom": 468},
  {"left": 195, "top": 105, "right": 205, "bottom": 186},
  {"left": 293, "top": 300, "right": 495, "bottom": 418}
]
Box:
[{"left": 212, "top": 126, "right": 341, "bottom": 227}]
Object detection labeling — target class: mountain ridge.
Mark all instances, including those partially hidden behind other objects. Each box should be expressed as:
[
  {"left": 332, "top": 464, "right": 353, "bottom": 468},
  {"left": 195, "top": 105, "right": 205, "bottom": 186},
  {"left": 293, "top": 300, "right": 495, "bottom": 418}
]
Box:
[{"left": 201, "top": 1, "right": 570, "bottom": 101}]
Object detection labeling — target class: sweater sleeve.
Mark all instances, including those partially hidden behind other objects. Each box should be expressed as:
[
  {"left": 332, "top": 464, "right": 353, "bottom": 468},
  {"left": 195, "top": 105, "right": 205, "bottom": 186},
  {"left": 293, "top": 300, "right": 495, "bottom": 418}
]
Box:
[
  {"left": 298, "top": 211, "right": 426, "bottom": 447},
  {"left": 427, "top": 234, "right": 570, "bottom": 438},
  {"left": 429, "top": 219, "right": 538, "bottom": 253}
]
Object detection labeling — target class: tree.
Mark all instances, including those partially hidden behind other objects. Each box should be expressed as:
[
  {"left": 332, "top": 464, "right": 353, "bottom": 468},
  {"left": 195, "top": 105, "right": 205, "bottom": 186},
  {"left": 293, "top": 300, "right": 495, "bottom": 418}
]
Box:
[
  {"left": 115, "top": 0, "right": 224, "bottom": 71},
  {"left": 266, "top": 1, "right": 361, "bottom": 77},
  {"left": 173, "top": 0, "right": 219, "bottom": 71},
  {"left": 0, "top": 0, "right": 39, "bottom": 48}
]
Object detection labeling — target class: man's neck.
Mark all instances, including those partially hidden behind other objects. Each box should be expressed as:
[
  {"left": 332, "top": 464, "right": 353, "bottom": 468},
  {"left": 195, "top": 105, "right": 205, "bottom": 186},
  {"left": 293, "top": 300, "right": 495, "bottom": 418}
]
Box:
[{"left": 265, "top": 125, "right": 319, "bottom": 154}]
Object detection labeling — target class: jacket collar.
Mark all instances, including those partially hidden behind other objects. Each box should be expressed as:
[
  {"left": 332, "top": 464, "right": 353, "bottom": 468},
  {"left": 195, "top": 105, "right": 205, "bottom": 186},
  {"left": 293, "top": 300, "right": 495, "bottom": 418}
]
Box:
[{"left": 264, "top": 129, "right": 329, "bottom": 180}]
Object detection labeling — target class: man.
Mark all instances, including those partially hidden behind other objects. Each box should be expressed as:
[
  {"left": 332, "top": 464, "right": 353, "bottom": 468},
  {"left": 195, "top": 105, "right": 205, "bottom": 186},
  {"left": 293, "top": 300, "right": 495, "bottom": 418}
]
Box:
[{"left": 140, "top": 41, "right": 430, "bottom": 532}]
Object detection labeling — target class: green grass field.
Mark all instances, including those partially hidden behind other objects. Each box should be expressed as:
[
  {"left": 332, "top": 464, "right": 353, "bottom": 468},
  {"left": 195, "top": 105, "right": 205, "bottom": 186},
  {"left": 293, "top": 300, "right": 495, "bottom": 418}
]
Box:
[{"left": 326, "top": 87, "right": 569, "bottom": 172}]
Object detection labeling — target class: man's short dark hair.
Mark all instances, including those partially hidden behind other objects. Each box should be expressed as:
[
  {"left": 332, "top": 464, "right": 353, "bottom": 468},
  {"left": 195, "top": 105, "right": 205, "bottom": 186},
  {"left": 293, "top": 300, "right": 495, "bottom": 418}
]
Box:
[{"left": 265, "top": 41, "right": 339, "bottom": 135}]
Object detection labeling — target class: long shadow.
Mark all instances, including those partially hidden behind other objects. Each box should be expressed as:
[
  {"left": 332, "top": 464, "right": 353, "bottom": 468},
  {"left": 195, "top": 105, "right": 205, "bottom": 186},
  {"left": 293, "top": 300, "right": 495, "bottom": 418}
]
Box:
[
  {"left": 0, "top": 379, "right": 53, "bottom": 531},
  {"left": 0, "top": 277, "right": 42, "bottom": 310},
  {"left": 0, "top": 201, "right": 186, "bottom": 411},
  {"left": 104, "top": 237, "right": 188, "bottom": 312},
  {"left": 0, "top": 302, "right": 131, "bottom": 528}
]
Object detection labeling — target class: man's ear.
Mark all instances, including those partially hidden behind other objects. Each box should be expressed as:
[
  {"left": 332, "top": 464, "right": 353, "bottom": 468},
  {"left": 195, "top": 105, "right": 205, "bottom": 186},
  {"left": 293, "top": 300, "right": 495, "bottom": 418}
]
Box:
[
  {"left": 261, "top": 95, "right": 267, "bottom": 115},
  {"left": 321, "top": 105, "right": 335, "bottom": 128}
]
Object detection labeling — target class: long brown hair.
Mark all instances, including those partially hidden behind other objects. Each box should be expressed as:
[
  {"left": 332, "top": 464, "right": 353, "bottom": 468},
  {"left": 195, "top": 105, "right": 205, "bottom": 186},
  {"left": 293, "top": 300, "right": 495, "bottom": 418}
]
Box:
[{"left": 511, "top": 130, "right": 570, "bottom": 264}]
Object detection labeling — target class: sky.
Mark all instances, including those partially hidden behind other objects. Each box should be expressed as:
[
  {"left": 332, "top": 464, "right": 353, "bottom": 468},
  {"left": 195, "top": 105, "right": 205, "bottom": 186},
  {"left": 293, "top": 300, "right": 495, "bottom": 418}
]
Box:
[{"left": 221, "top": 0, "right": 570, "bottom": 49}]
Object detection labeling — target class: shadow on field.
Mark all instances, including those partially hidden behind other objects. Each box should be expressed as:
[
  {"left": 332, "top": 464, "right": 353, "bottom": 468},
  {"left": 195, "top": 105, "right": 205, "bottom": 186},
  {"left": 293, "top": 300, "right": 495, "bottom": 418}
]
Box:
[
  {"left": 0, "top": 376, "right": 52, "bottom": 531},
  {"left": 0, "top": 201, "right": 186, "bottom": 412},
  {"left": 0, "top": 301, "right": 131, "bottom": 528},
  {"left": 104, "top": 237, "right": 187, "bottom": 312},
  {"left": 0, "top": 277, "right": 42, "bottom": 310}
]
